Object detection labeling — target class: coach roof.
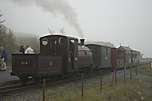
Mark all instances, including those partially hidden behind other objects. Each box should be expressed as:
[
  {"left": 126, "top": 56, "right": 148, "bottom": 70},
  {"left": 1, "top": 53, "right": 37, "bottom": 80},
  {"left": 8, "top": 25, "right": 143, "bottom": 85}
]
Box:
[{"left": 85, "top": 41, "right": 115, "bottom": 48}]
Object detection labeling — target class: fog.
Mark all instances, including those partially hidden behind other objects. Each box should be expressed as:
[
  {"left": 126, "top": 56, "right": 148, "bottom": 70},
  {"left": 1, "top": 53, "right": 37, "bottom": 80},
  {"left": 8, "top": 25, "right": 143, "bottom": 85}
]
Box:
[{"left": 0, "top": 0, "right": 152, "bottom": 57}]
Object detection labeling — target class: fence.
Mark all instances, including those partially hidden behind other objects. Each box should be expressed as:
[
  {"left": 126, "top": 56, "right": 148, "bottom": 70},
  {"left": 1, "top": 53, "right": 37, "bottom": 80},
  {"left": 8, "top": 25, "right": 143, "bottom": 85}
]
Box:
[{"left": 0, "top": 63, "right": 151, "bottom": 101}]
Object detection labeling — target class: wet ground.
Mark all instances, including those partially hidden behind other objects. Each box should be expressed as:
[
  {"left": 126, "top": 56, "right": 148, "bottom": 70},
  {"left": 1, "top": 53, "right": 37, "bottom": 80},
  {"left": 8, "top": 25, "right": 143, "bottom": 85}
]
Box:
[{"left": 0, "top": 66, "right": 18, "bottom": 85}]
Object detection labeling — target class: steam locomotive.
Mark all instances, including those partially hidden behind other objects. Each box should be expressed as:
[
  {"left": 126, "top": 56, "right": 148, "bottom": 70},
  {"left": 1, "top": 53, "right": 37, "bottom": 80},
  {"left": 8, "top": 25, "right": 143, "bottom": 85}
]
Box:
[
  {"left": 11, "top": 35, "right": 141, "bottom": 80},
  {"left": 11, "top": 35, "right": 93, "bottom": 80}
]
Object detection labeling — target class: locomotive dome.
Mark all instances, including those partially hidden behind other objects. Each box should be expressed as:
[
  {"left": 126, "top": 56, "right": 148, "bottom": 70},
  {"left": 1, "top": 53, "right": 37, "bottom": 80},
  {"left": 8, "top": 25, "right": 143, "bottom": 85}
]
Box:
[{"left": 78, "top": 45, "right": 90, "bottom": 51}]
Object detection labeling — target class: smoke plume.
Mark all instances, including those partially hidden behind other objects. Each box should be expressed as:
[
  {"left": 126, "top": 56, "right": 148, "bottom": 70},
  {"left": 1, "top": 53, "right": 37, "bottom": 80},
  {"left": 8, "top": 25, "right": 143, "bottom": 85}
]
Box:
[{"left": 12, "top": 0, "right": 83, "bottom": 38}]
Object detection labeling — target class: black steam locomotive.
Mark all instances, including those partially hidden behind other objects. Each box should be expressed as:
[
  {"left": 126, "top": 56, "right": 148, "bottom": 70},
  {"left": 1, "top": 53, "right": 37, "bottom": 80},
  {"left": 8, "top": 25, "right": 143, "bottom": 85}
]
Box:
[{"left": 11, "top": 35, "right": 93, "bottom": 80}]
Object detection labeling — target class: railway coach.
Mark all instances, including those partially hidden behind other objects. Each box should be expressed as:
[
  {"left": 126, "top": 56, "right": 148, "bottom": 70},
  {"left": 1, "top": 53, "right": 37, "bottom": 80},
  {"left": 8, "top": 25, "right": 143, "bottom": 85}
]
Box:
[
  {"left": 85, "top": 41, "right": 116, "bottom": 70},
  {"left": 116, "top": 46, "right": 141, "bottom": 69}
]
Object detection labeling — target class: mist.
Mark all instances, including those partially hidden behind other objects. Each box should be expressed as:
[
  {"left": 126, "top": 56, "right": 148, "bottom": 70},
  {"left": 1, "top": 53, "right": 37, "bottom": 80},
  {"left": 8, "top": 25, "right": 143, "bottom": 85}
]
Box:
[
  {"left": 12, "top": 0, "right": 83, "bottom": 38},
  {"left": 1, "top": 0, "right": 152, "bottom": 57}
]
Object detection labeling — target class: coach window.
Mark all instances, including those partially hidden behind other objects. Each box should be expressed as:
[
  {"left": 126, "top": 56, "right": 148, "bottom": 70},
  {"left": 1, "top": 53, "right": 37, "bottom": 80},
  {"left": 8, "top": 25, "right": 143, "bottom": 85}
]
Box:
[
  {"left": 54, "top": 40, "right": 57, "bottom": 45},
  {"left": 42, "top": 38, "right": 48, "bottom": 46},
  {"left": 105, "top": 48, "right": 108, "bottom": 60},
  {"left": 58, "top": 37, "right": 62, "bottom": 44},
  {"left": 70, "top": 39, "right": 75, "bottom": 52},
  {"left": 70, "top": 39, "right": 75, "bottom": 43}
]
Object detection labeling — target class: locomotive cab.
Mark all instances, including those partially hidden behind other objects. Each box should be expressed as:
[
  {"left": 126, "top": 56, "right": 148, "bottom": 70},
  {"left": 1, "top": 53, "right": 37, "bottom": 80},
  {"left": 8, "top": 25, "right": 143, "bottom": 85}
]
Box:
[{"left": 40, "top": 35, "right": 79, "bottom": 73}]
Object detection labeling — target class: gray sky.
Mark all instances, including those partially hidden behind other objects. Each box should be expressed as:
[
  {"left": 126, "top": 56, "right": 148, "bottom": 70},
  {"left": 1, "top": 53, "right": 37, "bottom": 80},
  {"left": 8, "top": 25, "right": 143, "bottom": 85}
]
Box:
[{"left": 0, "top": 0, "right": 152, "bottom": 57}]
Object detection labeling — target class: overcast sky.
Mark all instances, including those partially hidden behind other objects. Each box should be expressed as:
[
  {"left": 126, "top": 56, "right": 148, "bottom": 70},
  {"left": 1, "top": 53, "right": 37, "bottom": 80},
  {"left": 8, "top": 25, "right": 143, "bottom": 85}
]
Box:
[{"left": 0, "top": 0, "right": 152, "bottom": 57}]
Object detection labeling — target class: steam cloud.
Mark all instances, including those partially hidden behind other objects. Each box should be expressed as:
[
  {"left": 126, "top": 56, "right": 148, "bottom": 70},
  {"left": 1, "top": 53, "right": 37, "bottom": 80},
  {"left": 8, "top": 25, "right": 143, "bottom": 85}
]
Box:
[{"left": 12, "top": 0, "right": 83, "bottom": 38}]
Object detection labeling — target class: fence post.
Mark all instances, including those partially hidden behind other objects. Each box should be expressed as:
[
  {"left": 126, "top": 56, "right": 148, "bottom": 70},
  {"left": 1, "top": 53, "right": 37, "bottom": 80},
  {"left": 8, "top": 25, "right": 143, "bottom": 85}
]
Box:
[
  {"left": 115, "top": 70, "right": 117, "bottom": 84},
  {"left": 149, "top": 62, "right": 152, "bottom": 70},
  {"left": 129, "top": 67, "right": 132, "bottom": 80},
  {"left": 81, "top": 73, "right": 84, "bottom": 97},
  {"left": 100, "top": 76, "right": 103, "bottom": 93},
  {"left": 111, "top": 48, "right": 117, "bottom": 85},
  {"left": 135, "top": 65, "right": 138, "bottom": 75},
  {"left": 124, "top": 51, "right": 127, "bottom": 81},
  {"left": 42, "top": 78, "right": 46, "bottom": 101},
  {"left": 112, "top": 69, "right": 117, "bottom": 85},
  {"left": 124, "top": 65, "right": 126, "bottom": 81}
]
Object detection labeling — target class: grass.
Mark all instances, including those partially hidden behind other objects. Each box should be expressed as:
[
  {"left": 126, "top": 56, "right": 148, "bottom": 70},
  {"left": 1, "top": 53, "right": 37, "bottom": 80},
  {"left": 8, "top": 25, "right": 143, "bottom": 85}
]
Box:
[
  {"left": 1, "top": 64, "right": 152, "bottom": 101},
  {"left": 44, "top": 65, "right": 152, "bottom": 101},
  {"left": 45, "top": 77, "right": 145, "bottom": 101}
]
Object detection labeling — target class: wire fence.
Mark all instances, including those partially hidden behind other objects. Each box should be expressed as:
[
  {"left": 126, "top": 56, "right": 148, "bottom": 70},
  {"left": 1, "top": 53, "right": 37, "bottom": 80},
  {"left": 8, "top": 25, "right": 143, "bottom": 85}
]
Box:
[{"left": 0, "top": 63, "right": 151, "bottom": 101}]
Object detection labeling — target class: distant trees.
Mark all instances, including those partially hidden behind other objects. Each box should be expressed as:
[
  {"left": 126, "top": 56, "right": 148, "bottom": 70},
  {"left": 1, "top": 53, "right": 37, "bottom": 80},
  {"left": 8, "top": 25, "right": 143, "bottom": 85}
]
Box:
[
  {"left": 0, "top": 13, "right": 17, "bottom": 64},
  {"left": 0, "top": 14, "right": 7, "bottom": 44},
  {"left": 0, "top": 13, "right": 16, "bottom": 49},
  {"left": 15, "top": 34, "right": 40, "bottom": 53}
]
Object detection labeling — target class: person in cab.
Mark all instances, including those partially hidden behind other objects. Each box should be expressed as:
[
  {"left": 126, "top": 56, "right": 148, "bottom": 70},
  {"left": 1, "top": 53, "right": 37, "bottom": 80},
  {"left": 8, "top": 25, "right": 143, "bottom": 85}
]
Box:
[{"left": 25, "top": 45, "right": 35, "bottom": 54}]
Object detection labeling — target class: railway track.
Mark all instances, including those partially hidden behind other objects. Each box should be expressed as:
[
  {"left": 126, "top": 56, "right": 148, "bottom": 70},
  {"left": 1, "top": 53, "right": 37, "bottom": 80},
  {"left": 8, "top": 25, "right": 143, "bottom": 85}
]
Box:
[
  {"left": 0, "top": 74, "right": 77, "bottom": 95},
  {"left": 0, "top": 80, "right": 35, "bottom": 95},
  {"left": 0, "top": 70, "right": 111, "bottom": 96}
]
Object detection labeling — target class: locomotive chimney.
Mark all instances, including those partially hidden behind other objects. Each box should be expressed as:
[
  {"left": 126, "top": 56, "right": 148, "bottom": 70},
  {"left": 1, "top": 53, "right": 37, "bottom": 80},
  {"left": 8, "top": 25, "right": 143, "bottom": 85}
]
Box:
[{"left": 80, "top": 39, "right": 85, "bottom": 45}]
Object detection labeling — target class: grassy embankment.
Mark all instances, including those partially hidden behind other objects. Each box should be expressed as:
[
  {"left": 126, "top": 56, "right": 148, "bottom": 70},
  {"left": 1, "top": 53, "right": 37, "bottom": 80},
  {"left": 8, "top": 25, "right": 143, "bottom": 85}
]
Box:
[{"left": 44, "top": 65, "right": 152, "bottom": 101}]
